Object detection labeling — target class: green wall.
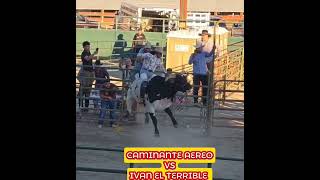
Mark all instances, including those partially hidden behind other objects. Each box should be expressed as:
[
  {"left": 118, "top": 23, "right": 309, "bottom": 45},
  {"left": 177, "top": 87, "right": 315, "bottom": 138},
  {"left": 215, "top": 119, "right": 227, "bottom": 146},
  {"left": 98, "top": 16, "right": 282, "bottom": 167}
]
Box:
[
  {"left": 76, "top": 29, "right": 167, "bottom": 58},
  {"left": 76, "top": 28, "right": 243, "bottom": 58}
]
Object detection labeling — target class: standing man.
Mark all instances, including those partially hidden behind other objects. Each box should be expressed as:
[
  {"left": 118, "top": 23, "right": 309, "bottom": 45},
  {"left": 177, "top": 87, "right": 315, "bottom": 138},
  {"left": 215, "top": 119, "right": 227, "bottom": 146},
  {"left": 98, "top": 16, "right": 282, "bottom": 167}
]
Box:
[
  {"left": 198, "top": 30, "right": 214, "bottom": 54},
  {"left": 79, "top": 41, "right": 98, "bottom": 112},
  {"left": 132, "top": 28, "right": 146, "bottom": 54},
  {"left": 198, "top": 29, "right": 221, "bottom": 69},
  {"left": 112, "top": 34, "right": 127, "bottom": 59},
  {"left": 189, "top": 43, "right": 215, "bottom": 105}
]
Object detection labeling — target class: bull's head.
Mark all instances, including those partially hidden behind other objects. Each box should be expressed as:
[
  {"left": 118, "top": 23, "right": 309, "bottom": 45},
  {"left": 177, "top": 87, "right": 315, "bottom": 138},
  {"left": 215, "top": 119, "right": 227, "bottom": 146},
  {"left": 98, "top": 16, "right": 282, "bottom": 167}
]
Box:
[{"left": 166, "top": 73, "right": 192, "bottom": 93}]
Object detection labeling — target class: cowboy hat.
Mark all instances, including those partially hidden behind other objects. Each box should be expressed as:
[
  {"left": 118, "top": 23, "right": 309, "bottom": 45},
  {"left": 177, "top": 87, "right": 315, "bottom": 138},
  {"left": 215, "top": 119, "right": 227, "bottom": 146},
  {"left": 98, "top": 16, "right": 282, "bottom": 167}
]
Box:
[
  {"left": 198, "top": 30, "right": 212, "bottom": 37},
  {"left": 154, "top": 47, "right": 163, "bottom": 54},
  {"left": 144, "top": 42, "right": 152, "bottom": 49}
]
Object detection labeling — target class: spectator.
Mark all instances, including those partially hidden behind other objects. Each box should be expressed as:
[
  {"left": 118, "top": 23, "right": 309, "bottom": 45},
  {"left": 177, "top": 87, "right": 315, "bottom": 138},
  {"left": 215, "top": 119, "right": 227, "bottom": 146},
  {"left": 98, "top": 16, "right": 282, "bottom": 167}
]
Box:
[
  {"left": 119, "top": 57, "right": 132, "bottom": 80},
  {"left": 198, "top": 30, "right": 214, "bottom": 54},
  {"left": 93, "top": 60, "right": 110, "bottom": 109},
  {"left": 79, "top": 41, "right": 98, "bottom": 112},
  {"left": 132, "top": 28, "right": 146, "bottom": 54},
  {"left": 98, "top": 81, "right": 119, "bottom": 128},
  {"left": 112, "top": 34, "right": 127, "bottom": 59},
  {"left": 188, "top": 43, "right": 215, "bottom": 105},
  {"left": 198, "top": 29, "right": 221, "bottom": 68}
]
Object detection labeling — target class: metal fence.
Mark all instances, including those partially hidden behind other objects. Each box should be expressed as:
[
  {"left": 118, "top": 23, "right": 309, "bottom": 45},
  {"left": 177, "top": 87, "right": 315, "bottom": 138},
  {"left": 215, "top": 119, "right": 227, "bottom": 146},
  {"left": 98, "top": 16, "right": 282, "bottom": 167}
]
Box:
[
  {"left": 76, "top": 16, "right": 244, "bottom": 180},
  {"left": 76, "top": 15, "right": 244, "bottom": 60},
  {"left": 77, "top": 15, "right": 244, "bottom": 35},
  {"left": 76, "top": 16, "right": 244, "bottom": 129},
  {"left": 76, "top": 52, "right": 244, "bottom": 129}
]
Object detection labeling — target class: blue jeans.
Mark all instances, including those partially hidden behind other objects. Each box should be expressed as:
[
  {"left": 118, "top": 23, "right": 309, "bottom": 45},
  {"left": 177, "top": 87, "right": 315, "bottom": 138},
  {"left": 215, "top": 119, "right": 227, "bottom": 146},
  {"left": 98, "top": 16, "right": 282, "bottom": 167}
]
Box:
[
  {"left": 99, "top": 100, "right": 116, "bottom": 125},
  {"left": 140, "top": 68, "right": 154, "bottom": 80}
]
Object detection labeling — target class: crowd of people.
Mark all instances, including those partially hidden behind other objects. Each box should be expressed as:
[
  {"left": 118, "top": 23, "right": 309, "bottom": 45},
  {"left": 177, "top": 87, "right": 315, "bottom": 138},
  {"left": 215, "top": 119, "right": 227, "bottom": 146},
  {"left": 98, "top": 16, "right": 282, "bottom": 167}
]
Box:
[{"left": 77, "top": 28, "right": 216, "bottom": 128}]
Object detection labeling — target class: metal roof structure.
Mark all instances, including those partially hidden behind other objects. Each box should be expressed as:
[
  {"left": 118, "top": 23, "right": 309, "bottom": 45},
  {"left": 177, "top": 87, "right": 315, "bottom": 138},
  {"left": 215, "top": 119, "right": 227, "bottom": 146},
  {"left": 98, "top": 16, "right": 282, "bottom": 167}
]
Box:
[{"left": 76, "top": 0, "right": 244, "bottom": 12}]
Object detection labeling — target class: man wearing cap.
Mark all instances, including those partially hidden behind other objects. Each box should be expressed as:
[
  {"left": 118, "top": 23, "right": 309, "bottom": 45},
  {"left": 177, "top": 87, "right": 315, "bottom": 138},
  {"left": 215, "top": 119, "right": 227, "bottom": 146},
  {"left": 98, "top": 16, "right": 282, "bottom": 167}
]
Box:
[
  {"left": 189, "top": 43, "right": 215, "bottom": 105},
  {"left": 140, "top": 47, "right": 166, "bottom": 81},
  {"left": 79, "top": 41, "right": 98, "bottom": 112}
]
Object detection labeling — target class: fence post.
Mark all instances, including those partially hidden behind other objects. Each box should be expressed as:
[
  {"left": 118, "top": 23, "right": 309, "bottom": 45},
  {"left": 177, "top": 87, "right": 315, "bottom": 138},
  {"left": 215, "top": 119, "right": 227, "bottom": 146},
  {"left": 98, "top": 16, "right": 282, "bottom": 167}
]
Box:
[
  {"left": 207, "top": 163, "right": 212, "bottom": 168},
  {"left": 240, "top": 47, "right": 244, "bottom": 81},
  {"left": 79, "top": 67, "right": 83, "bottom": 118},
  {"left": 205, "top": 21, "right": 217, "bottom": 135},
  {"left": 222, "top": 75, "right": 227, "bottom": 105},
  {"left": 130, "top": 163, "right": 134, "bottom": 168},
  {"left": 163, "top": 19, "right": 165, "bottom": 33}
]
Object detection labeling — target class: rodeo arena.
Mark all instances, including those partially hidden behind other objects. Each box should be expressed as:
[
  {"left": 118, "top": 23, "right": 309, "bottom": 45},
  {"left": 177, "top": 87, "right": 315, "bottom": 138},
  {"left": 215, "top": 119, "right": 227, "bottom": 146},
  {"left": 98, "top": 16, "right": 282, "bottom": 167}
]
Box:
[{"left": 76, "top": 0, "right": 244, "bottom": 179}]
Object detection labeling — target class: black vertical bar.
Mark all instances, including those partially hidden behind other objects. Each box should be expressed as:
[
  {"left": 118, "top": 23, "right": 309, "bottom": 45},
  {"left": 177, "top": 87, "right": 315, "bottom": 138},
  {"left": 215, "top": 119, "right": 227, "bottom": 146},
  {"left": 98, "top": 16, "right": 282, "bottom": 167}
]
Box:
[{"left": 130, "top": 163, "right": 134, "bottom": 168}]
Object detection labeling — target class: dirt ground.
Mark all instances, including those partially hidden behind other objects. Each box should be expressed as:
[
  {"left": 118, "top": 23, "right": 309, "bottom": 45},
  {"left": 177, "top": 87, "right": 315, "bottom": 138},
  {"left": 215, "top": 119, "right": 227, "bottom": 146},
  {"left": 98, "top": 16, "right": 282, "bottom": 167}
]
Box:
[
  {"left": 76, "top": 102, "right": 244, "bottom": 180},
  {"left": 76, "top": 61, "right": 244, "bottom": 179}
]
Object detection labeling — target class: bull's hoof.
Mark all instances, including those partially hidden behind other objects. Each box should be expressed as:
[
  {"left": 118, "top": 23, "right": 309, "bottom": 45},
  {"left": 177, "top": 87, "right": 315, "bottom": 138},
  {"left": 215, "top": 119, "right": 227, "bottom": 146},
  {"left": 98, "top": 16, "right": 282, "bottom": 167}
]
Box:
[
  {"left": 154, "top": 130, "right": 160, "bottom": 137},
  {"left": 173, "top": 123, "right": 178, "bottom": 128}
]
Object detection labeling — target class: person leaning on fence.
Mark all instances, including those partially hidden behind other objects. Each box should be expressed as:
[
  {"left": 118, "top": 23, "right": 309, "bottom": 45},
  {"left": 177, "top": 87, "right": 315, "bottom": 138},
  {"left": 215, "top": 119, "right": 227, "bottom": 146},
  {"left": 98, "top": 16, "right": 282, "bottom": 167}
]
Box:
[
  {"left": 79, "top": 41, "right": 98, "bottom": 112},
  {"left": 98, "top": 80, "right": 118, "bottom": 128},
  {"left": 198, "top": 30, "right": 221, "bottom": 69},
  {"left": 93, "top": 60, "right": 110, "bottom": 109},
  {"left": 140, "top": 47, "right": 166, "bottom": 81},
  {"left": 189, "top": 43, "right": 215, "bottom": 105}
]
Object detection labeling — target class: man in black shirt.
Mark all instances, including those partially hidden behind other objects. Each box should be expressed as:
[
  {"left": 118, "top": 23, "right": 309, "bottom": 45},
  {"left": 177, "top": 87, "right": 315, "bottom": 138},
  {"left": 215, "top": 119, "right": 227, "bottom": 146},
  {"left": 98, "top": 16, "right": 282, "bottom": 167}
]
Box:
[
  {"left": 79, "top": 41, "right": 98, "bottom": 112},
  {"left": 132, "top": 28, "right": 146, "bottom": 54}
]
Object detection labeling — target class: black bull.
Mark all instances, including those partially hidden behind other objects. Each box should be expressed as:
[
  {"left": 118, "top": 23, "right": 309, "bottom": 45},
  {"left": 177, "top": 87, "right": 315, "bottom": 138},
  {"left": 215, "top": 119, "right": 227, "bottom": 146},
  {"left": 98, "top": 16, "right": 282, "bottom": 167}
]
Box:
[{"left": 126, "top": 74, "right": 192, "bottom": 136}]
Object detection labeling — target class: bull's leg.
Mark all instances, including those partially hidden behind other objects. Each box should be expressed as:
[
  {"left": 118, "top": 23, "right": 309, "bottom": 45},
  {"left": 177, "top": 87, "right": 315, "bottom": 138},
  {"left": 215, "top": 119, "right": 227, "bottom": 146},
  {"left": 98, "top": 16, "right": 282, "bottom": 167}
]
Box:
[
  {"left": 164, "top": 108, "right": 178, "bottom": 128},
  {"left": 145, "top": 113, "right": 150, "bottom": 124},
  {"left": 149, "top": 113, "right": 160, "bottom": 136}
]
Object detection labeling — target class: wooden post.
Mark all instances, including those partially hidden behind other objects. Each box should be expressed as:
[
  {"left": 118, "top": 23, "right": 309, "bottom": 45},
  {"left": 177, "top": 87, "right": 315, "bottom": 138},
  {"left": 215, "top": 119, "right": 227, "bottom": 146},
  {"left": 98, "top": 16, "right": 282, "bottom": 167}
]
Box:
[
  {"left": 205, "top": 22, "right": 217, "bottom": 133},
  {"left": 179, "top": 0, "right": 187, "bottom": 29},
  {"left": 101, "top": 9, "right": 104, "bottom": 22}
]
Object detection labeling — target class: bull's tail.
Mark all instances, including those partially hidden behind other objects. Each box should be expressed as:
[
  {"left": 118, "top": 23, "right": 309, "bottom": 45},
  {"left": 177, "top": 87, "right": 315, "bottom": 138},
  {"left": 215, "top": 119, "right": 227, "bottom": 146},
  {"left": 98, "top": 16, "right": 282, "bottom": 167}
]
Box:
[{"left": 126, "top": 89, "right": 135, "bottom": 114}]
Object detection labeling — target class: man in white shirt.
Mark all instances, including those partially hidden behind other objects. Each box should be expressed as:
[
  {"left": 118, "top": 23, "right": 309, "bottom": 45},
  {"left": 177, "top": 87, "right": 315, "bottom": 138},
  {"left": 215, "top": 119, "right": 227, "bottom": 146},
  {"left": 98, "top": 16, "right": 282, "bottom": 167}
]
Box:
[
  {"left": 198, "top": 29, "right": 220, "bottom": 70},
  {"left": 130, "top": 42, "right": 152, "bottom": 81},
  {"left": 140, "top": 47, "right": 166, "bottom": 81}
]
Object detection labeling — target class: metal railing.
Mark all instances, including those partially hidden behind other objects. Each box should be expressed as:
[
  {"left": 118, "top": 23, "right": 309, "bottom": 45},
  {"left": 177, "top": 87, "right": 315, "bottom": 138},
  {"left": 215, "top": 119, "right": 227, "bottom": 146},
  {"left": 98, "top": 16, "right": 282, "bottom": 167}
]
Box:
[
  {"left": 76, "top": 50, "right": 244, "bottom": 127},
  {"left": 77, "top": 15, "right": 244, "bottom": 33}
]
